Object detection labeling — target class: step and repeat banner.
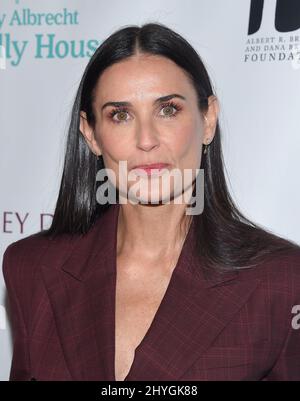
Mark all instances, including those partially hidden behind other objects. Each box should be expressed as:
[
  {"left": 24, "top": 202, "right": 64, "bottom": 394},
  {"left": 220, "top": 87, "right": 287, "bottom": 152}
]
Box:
[{"left": 1, "top": 0, "right": 300, "bottom": 380}]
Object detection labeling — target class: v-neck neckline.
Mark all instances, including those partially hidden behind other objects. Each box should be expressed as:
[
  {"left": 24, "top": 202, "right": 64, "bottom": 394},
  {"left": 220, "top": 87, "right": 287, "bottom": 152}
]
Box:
[{"left": 110, "top": 203, "right": 196, "bottom": 381}]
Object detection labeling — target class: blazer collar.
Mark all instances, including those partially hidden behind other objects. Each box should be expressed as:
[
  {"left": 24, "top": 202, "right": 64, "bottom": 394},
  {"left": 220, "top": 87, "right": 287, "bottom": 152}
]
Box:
[
  {"left": 40, "top": 203, "right": 261, "bottom": 381},
  {"left": 43, "top": 203, "right": 239, "bottom": 288}
]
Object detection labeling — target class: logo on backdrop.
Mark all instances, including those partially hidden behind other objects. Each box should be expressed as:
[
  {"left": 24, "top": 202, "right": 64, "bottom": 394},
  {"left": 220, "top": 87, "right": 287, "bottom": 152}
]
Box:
[
  {"left": 244, "top": 0, "right": 300, "bottom": 68},
  {"left": 248, "top": 0, "right": 300, "bottom": 34},
  {"left": 0, "top": 0, "right": 100, "bottom": 68}
]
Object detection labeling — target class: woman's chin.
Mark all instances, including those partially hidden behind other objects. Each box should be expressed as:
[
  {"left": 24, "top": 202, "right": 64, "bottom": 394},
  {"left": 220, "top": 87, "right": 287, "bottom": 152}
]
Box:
[{"left": 127, "top": 192, "right": 173, "bottom": 205}]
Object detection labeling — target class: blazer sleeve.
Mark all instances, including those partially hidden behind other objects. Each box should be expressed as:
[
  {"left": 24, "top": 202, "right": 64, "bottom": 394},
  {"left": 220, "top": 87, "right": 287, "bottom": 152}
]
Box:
[
  {"left": 266, "top": 258, "right": 300, "bottom": 381},
  {"left": 2, "top": 243, "right": 31, "bottom": 381},
  {"left": 266, "top": 310, "right": 300, "bottom": 380}
]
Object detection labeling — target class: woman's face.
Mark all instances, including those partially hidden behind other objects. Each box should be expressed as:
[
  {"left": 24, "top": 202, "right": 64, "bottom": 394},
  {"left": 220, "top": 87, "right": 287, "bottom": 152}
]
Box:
[{"left": 80, "top": 53, "right": 218, "bottom": 205}]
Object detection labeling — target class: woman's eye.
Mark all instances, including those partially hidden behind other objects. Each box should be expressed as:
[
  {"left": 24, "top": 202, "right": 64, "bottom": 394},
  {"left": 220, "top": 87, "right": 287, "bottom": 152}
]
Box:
[
  {"left": 108, "top": 109, "right": 130, "bottom": 124},
  {"left": 159, "top": 102, "right": 182, "bottom": 118},
  {"left": 160, "top": 105, "right": 176, "bottom": 117},
  {"left": 113, "top": 110, "right": 129, "bottom": 122},
  {"left": 108, "top": 102, "right": 181, "bottom": 124}
]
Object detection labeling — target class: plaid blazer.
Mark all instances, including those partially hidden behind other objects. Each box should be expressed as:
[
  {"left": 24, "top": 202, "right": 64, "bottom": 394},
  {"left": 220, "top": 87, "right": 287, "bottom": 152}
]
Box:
[{"left": 2, "top": 203, "right": 300, "bottom": 381}]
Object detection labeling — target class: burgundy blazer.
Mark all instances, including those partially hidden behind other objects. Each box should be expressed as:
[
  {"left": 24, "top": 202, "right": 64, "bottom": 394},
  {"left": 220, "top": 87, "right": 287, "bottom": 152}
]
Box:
[{"left": 2, "top": 203, "right": 300, "bottom": 381}]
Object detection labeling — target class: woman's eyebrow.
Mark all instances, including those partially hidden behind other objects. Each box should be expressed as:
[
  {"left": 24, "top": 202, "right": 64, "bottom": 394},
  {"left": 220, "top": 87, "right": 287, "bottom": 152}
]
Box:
[{"left": 100, "top": 93, "right": 186, "bottom": 112}]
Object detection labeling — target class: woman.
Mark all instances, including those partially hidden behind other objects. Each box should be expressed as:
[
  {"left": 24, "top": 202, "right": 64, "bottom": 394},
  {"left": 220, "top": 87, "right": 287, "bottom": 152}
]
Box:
[{"left": 3, "top": 22, "right": 300, "bottom": 381}]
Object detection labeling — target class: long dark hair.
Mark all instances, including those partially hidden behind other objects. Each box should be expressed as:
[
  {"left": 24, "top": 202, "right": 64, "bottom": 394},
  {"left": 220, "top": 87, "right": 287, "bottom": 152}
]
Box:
[{"left": 41, "top": 22, "right": 300, "bottom": 272}]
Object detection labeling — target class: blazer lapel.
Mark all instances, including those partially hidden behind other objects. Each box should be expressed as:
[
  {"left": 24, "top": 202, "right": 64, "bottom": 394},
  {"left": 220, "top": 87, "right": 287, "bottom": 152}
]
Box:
[
  {"left": 122, "top": 213, "right": 261, "bottom": 381},
  {"left": 124, "top": 266, "right": 261, "bottom": 381},
  {"left": 40, "top": 204, "right": 119, "bottom": 381},
  {"left": 40, "top": 203, "right": 262, "bottom": 381}
]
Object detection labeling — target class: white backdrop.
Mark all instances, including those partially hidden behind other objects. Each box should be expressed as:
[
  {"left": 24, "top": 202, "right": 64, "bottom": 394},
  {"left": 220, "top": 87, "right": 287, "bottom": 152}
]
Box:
[{"left": 1, "top": 0, "right": 300, "bottom": 380}]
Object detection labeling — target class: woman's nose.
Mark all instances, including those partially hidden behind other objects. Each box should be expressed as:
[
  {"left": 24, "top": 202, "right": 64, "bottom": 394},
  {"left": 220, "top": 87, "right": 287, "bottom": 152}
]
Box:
[{"left": 135, "top": 120, "right": 160, "bottom": 151}]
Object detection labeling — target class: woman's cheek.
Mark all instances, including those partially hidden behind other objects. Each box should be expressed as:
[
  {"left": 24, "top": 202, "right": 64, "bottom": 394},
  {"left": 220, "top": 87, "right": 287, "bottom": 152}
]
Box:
[{"left": 175, "top": 128, "right": 197, "bottom": 157}]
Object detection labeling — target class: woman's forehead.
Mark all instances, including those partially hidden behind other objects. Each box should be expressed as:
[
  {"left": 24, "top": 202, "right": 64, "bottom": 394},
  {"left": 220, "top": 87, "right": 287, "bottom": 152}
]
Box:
[{"left": 94, "top": 58, "right": 196, "bottom": 104}]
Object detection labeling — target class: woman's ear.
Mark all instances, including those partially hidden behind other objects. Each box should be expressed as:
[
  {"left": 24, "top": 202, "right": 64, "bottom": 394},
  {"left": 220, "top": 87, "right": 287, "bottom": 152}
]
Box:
[
  {"left": 79, "top": 111, "right": 102, "bottom": 156},
  {"left": 203, "top": 95, "right": 219, "bottom": 143}
]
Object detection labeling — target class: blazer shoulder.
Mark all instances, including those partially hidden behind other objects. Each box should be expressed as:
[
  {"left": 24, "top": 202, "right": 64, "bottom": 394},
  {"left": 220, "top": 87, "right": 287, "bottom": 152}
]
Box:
[
  {"left": 2, "top": 228, "right": 83, "bottom": 283},
  {"left": 242, "top": 247, "right": 300, "bottom": 301},
  {"left": 262, "top": 248, "right": 300, "bottom": 280},
  {"left": 2, "top": 231, "right": 52, "bottom": 281},
  {"left": 3, "top": 231, "right": 52, "bottom": 258}
]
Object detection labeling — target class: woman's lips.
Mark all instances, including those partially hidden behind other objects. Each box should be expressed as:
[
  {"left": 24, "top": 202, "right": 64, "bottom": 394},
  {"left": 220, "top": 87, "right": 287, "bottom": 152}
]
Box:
[{"left": 131, "top": 163, "right": 170, "bottom": 176}]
